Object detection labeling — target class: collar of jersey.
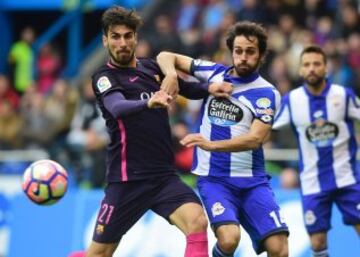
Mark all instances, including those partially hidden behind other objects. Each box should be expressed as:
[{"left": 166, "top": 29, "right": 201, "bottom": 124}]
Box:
[
  {"left": 303, "top": 79, "right": 331, "bottom": 98},
  {"left": 223, "top": 66, "right": 259, "bottom": 84}
]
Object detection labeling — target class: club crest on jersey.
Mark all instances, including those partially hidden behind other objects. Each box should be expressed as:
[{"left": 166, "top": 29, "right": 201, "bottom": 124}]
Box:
[
  {"left": 96, "top": 224, "right": 105, "bottom": 235},
  {"left": 211, "top": 202, "right": 225, "bottom": 217},
  {"left": 304, "top": 210, "right": 316, "bottom": 225},
  {"left": 97, "top": 76, "right": 112, "bottom": 93},
  {"left": 305, "top": 119, "right": 339, "bottom": 147},
  {"left": 256, "top": 97, "right": 271, "bottom": 108},
  {"left": 208, "top": 98, "right": 243, "bottom": 126},
  {"left": 154, "top": 74, "right": 161, "bottom": 84}
]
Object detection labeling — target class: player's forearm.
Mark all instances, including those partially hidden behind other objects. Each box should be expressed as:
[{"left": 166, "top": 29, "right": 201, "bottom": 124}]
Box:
[
  {"left": 210, "top": 134, "right": 263, "bottom": 152},
  {"left": 104, "top": 92, "right": 148, "bottom": 118},
  {"left": 156, "top": 52, "right": 177, "bottom": 76},
  {"left": 157, "top": 51, "right": 192, "bottom": 75},
  {"left": 179, "top": 80, "right": 209, "bottom": 99}
]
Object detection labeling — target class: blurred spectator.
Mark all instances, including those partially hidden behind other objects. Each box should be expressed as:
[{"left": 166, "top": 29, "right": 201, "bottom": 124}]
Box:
[
  {"left": 176, "top": 0, "right": 201, "bottom": 32},
  {"left": 37, "top": 43, "right": 61, "bottom": 95},
  {"left": 0, "top": 75, "right": 20, "bottom": 110},
  {"left": 8, "top": 26, "right": 35, "bottom": 94},
  {"left": 328, "top": 52, "right": 356, "bottom": 89},
  {"left": 45, "top": 79, "right": 78, "bottom": 161},
  {"left": 66, "top": 79, "right": 108, "bottom": 187},
  {"left": 20, "top": 86, "right": 54, "bottom": 148},
  {"left": 280, "top": 167, "right": 299, "bottom": 189},
  {"left": 136, "top": 39, "right": 152, "bottom": 58},
  {"left": 236, "top": 0, "right": 264, "bottom": 23},
  {"left": 172, "top": 122, "right": 194, "bottom": 173},
  {"left": 0, "top": 100, "right": 23, "bottom": 149},
  {"left": 201, "top": 0, "right": 229, "bottom": 45},
  {"left": 147, "top": 15, "right": 183, "bottom": 56}
]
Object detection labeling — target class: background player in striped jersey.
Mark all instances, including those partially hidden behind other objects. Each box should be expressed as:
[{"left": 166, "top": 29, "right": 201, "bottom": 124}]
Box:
[
  {"left": 83, "top": 6, "right": 233, "bottom": 257},
  {"left": 157, "top": 21, "right": 289, "bottom": 257},
  {"left": 273, "top": 45, "right": 360, "bottom": 257}
]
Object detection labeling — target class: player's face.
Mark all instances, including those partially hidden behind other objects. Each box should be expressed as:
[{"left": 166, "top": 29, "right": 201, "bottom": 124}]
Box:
[
  {"left": 299, "top": 53, "right": 327, "bottom": 87},
  {"left": 232, "top": 35, "right": 261, "bottom": 77},
  {"left": 103, "top": 24, "right": 137, "bottom": 67}
]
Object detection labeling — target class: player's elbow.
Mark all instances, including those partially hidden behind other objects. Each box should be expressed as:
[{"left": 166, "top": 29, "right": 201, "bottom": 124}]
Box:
[{"left": 156, "top": 51, "right": 172, "bottom": 61}]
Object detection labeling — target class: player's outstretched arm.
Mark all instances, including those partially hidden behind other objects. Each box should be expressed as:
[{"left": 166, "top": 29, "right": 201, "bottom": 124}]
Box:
[
  {"left": 180, "top": 119, "right": 271, "bottom": 152},
  {"left": 157, "top": 51, "right": 193, "bottom": 75},
  {"left": 157, "top": 52, "right": 194, "bottom": 98}
]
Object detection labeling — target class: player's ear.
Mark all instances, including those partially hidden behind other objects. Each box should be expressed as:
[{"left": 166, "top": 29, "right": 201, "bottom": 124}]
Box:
[{"left": 102, "top": 35, "right": 108, "bottom": 48}]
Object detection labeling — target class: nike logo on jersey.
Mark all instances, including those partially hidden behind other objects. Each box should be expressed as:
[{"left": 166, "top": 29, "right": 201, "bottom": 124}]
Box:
[{"left": 129, "top": 76, "right": 139, "bottom": 83}]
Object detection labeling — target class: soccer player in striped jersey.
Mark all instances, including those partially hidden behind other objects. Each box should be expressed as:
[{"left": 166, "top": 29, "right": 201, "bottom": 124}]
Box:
[
  {"left": 82, "top": 6, "right": 233, "bottom": 257},
  {"left": 157, "top": 21, "right": 289, "bottom": 257},
  {"left": 273, "top": 45, "right": 360, "bottom": 257}
]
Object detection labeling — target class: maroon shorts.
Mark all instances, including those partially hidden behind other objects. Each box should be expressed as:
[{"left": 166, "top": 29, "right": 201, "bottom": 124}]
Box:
[{"left": 92, "top": 174, "right": 202, "bottom": 243}]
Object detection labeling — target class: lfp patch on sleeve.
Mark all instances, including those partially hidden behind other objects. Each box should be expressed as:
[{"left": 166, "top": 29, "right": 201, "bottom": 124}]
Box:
[
  {"left": 97, "top": 76, "right": 112, "bottom": 93},
  {"left": 256, "top": 97, "right": 271, "bottom": 108}
]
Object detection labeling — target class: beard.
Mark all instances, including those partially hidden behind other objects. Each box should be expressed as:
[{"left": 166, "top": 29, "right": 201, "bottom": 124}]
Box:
[
  {"left": 233, "top": 60, "right": 260, "bottom": 77},
  {"left": 109, "top": 49, "right": 135, "bottom": 66},
  {"left": 304, "top": 73, "right": 324, "bottom": 89}
]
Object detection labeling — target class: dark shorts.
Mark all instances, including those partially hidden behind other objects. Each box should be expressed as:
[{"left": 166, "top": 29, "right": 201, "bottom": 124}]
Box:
[{"left": 92, "top": 174, "right": 202, "bottom": 243}]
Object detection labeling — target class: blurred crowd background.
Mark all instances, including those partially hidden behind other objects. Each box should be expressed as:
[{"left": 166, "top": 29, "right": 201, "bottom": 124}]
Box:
[{"left": 0, "top": 0, "right": 359, "bottom": 189}]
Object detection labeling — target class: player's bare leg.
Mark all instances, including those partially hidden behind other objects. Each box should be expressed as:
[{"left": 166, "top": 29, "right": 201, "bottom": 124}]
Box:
[
  {"left": 354, "top": 224, "right": 360, "bottom": 235},
  {"left": 86, "top": 241, "right": 118, "bottom": 257},
  {"left": 170, "top": 202, "right": 209, "bottom": 257},
  {"left": 309, "top": 232, "right": 328, "bottom": 257},
  {"left": 213, "top": 224, "right": 240, "bottom": 256},
  {"left": 263, "top": 233, "right": 288, "bottom": 257}
]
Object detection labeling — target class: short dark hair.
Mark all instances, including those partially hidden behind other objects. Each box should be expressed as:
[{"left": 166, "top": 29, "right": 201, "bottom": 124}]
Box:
[
  {"left": 101, "top": 6, "right": 143, "bottom": 36},
  {"left": 226, "top": 21, "right": 268, "bottom": 58},
  {"left": 300, "top": 45, "right": 327, "bottom": 64}
]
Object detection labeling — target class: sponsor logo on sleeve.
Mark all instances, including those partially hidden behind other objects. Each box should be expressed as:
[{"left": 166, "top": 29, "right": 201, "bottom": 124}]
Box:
[
  {"left": 256, "top": 97, "right": 271, "bottom": 108},
  {"left": 97, "top": 76, "right": 112, "bottom": 93}
]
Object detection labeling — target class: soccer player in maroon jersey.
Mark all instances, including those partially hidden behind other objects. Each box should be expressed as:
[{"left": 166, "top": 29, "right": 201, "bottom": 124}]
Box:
[{"left": 76, "top": 6, "right": 232, "bottom": 257}]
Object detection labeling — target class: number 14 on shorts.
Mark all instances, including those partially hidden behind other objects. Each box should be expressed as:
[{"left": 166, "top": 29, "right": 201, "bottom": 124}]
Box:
[{"left": 269, "top": 210, "right": 286, "bottom": 228}]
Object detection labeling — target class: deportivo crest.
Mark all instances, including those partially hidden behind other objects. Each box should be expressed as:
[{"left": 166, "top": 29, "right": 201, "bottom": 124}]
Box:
[
  {"left": 97, "top": 76, "right": 112, "bottom": 93},
  {"left": 211, "top": 202, "right": 225, "bottom": 217},
  {"left": 256, "top": 97, "right": 271, "bottom": 108},
  {"left": 304, "top": 210, "right": 316, "bottom": 225}
]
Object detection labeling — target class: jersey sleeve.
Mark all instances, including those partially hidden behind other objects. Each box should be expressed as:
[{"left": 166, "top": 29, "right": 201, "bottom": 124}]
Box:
[
  {"left": 241, "top": 88, "right": 280, "bottom": 125},
  {"left": 346, "top": 88, "right": 360, "bottom": 120},
  {"left": 273, "top": 94, "right": 291, "bottom": 130},
  {"left": 190, "top": 59, "right": 227, "bottom": 82},
  {"left": 92, "top": 70, "right": 123, "bottom": 100}
]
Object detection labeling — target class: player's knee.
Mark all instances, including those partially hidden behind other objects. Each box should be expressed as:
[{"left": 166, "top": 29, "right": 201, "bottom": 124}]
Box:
[
  {"left": 188, "top": 212, "right": 208, "bottom": 233},
  {"left": 217, "top": 236, "right": 239, "bottom": 254},
  {"left": 267, "top": 244, "right": 288, "bottom": 257},
  {"left": 310, "top": 232, "right": 327, "bottom": 251},
  {"left": 217, "top": 229, "right": 240, "bottom": 254}
]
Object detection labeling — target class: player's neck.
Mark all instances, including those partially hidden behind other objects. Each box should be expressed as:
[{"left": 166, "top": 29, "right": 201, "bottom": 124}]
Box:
[
  {"left": 306, "top": 80, "right": 327, "bottom": 96},
  {"left": 109, "top": 57, "right": 137, "bottom": 68}
]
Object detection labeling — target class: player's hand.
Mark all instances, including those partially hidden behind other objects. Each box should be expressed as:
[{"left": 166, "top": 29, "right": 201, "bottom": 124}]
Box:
[
  {"left": 160, "top": 73, "right": 179, "bottom": 99},
  {"left": 147, "top": 90, "right": 173, "bottom": 109},
  {"left": 180, "top": 133, "right": 214, "bottom": 151},
  {"left": 208, "top": 82, "right": 233, "bottom": 98}
]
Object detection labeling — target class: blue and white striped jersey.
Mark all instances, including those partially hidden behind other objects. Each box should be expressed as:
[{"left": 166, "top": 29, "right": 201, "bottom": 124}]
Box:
[
  {"left": 273, "top": 82, "right": 360, "bottom": 195},
  {"left": 190, "top": 59, "right": 281, "bottom": 183}
]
